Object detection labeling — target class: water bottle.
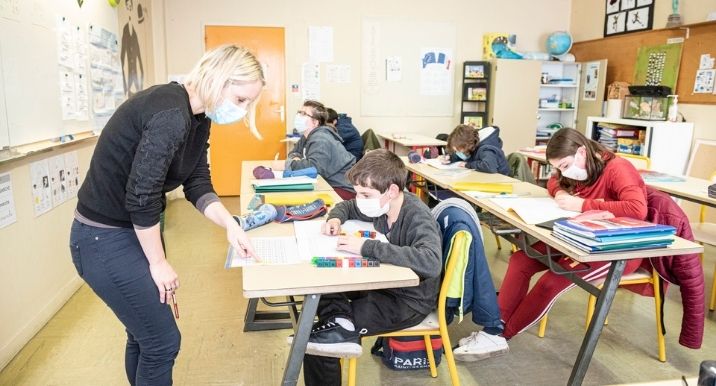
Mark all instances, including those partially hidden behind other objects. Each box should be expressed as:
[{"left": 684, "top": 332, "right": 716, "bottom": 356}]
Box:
[{"left": 233, "top": 204, "right": 278, "bottom": 231}]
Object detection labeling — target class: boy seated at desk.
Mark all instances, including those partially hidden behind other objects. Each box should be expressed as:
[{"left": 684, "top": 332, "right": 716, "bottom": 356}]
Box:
[
  {"left": 298, "top": 149, "right": 443, "bottom": 386},
  {"left": 326, "top": 107, "right": 364, "bottom": 162},
  {"left": 272, "top": 100, "right": 356, "bottom": 200},
  {"left": 441, "top": 124, "right": 510, "bottom": 175}
]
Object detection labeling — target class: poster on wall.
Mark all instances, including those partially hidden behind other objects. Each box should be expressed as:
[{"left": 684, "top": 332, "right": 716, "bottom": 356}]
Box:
[
  {"left": 30, "top": 159, "right": 52, "bottom": 217},
  {"left": 0, "top": 173, "right": 17, "bottom": 229},
  {"left": 64, "top": 151, "right": 81, "bottom": 198},
  {"left": 301, "top": 62, "right": 321, "bottom": 101},
  {"left": 604, "top": 0, "right": 653, "bottom": 37},
  {"left": 633, "top": 43, "right": 683, "bottom": 90},
  {"left": 583, "top": 61, "right": 601, "bottom": 101},
  {"left": 419, "top": 48, "right": 453, "bottom": 96},
  {"left": 49, "top": 154, "right": 67, "bottom": 206}
]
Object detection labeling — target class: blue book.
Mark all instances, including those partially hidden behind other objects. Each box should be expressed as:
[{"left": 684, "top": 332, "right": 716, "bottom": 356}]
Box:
[
  {"left": 554, "top": 217, "right": 675, "bottom": 240},
  {"left": 553, "top": 232, "right": 673, "bottom": 253}
]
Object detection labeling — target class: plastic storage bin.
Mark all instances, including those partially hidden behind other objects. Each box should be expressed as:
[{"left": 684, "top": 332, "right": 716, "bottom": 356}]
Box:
[{"left": 622, "top": 95, "right": 667, "bottom": 121}]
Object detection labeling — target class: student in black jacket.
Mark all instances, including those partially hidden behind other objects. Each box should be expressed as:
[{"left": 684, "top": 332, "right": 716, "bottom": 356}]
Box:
[
  {"left": 70, "top": 45, "right": 263, "bottom": 385},
  {"left": 326, "top": 108, "right": 364, "bottom": 161},
  {"left": 443, "top": 124, "right": 510, "bottom": 175}
]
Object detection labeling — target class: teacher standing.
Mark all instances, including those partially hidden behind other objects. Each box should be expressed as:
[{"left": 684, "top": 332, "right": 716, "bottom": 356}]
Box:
[{"left": 69, "top": 45, "right": 263, "bottom": 385}]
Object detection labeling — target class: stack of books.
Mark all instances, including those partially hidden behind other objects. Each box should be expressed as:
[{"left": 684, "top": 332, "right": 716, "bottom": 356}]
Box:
[
  {"left": 596, "top": 123, "right": 642, "bottom": 152},
  {"left": 552, "top": 217, "right": 675, "bottom": 253}
]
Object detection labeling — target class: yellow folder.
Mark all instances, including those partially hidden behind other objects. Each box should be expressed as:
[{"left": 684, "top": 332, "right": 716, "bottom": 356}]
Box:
[
  {"left": 451, "top": 182, "right": 513, "bottom": 193},
  {"left": 262, "top": 192, "right": 336, "bottom": 206}
]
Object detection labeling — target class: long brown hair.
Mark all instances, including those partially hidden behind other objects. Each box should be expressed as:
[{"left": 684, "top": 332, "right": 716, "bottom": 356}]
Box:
[
  {"left": 447, "top": 124, "right": 479, "bottom": 153},
  {"left": 546, "top": 128, "right": 613, "bottom": 193}
]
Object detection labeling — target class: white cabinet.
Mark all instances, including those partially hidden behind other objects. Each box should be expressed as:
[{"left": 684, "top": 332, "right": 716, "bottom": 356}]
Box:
[{"left": 585, "top": 116, "right": 694, "bottom": 175}]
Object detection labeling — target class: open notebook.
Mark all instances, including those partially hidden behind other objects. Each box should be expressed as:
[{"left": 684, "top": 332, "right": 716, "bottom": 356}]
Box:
[
  {"left": 225, "top": 220, "right": 387, "bottom": 267},
  {"left": 489, "top": 197, "right": 579, "bottom": 225}
]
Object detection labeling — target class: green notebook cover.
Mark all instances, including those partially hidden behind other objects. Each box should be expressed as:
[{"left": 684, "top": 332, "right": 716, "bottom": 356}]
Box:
[{"left": 253, "top": 183, "right": 315, "bottom": 193}]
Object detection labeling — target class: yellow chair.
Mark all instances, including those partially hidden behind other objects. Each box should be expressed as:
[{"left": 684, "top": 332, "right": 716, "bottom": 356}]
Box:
[
  {"left": 689, "top": 171, "right": 716, "bottom": 311},
  {"left": 345, "top": 232, "right": 466, "bottom": 386},
  {"left": 537, "top": 267, "right": 666, "bottom": 362},
  {"left": 617, "top": 153, "right": 651, "bottom": 170}
]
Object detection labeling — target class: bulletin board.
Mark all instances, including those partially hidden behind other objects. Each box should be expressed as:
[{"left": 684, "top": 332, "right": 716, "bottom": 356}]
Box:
[
  {"left": 361, "top": 18, "right": 456, "bottom": 117},
  {"left": 571, "top": 21, "right": 716, "bottom": 105},
  {"left": 0, "top": 0, "right": 119, "bottom": 148}
]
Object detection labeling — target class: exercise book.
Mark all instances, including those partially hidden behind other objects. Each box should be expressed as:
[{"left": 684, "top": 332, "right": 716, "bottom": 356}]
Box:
[
  {"left": 489, "top": 197, "right": 580, "bottom": 225},
  {"left": 293, "top": 220, "right": 388, "bottom": 261},
  {"left": 225, "top": 237, "right": 303, "bottom": 267}
]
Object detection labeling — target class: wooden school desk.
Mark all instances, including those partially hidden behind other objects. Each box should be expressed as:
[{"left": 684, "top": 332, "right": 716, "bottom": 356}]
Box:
[
  {"left": 375, "top": 132, "right": 446, "bottom": 154},
  {"left": 406, "top": 164, "right": 704, "bottom": 386},
  {"left": 645, "top": 176, "right": 716, "bottom": 209},
  {"left": 242, "top": 221, "right": 419, "bottom": 386}
]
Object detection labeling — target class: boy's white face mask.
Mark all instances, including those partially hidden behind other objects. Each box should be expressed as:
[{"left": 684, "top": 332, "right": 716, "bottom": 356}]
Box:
[{"left": 356, "top": 191, "right": 390, "bottom": 217}]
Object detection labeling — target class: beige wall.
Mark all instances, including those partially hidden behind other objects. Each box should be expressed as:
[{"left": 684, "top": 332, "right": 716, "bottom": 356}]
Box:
[
  {"left": 153, "top": 0, "right": 572, "bottom": 137},
  {"left": 569, "top": 0, "right": 716, "bottom": 142},
  {"left": 0, "top": 141, "right": 96, "bottom": 369}
]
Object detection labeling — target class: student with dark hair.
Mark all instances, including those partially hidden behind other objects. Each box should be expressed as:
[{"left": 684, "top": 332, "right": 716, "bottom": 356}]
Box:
[
  {"left": 496, "top": 128, "right": 646, "bottom": 340},
  {"left": 326, "top": 107, "right": 364, "bottom": 161},
  {"left": 296, "top": 149, "right": 442, "bottom": 386},
  {"left": 443, "top": 124, "right": 509, "bottom": 175},
  {"left": 272, "top": 100, "right": 356, "bottom": 199}
]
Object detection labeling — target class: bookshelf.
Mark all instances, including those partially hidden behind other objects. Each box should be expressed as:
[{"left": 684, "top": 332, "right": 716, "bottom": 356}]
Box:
[
  {"left": 585, "top": 116, "right": 694, "bottom": 175},
  {"left": 537, "top": 61, "right": 581, "bottom": 145},
  {"left": 460, "top": 61, "right": 490, "bottom": 128}
]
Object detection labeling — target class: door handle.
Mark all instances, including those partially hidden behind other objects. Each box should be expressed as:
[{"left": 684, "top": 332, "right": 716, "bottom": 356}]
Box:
[{"left": 273, "top": 105, "right": 285, "bottom": 122}]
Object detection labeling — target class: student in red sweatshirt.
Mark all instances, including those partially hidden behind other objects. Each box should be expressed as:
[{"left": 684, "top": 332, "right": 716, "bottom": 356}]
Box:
[{"left": 497, "top": 128, "right": 647, "bottom": 339}]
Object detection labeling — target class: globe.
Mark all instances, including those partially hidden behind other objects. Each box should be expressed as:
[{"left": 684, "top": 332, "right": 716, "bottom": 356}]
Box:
[{"left": 546, "top": 31, "right": 573, "bottom": 57}]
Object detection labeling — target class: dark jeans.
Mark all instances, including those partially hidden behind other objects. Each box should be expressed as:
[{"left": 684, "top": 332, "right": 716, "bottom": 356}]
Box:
[
  {"left": 303, "top": 291, "right": 427, "bottom": 386},
  {"left": 69, "top": 220, "right": 180, "bottom": 386}
]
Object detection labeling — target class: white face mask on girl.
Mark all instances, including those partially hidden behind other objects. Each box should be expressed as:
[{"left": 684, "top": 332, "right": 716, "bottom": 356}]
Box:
[
  {"left": 356, "top": 192, "right": 390, "bottom": 217},
  {"left": 561, "top": 150, "right": 589, "bottom": 181}
]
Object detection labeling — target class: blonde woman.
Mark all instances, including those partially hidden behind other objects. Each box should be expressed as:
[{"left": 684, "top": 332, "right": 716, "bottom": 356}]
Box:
[{"left": 70, "top": 45, "right": 263, "bottom": 385}]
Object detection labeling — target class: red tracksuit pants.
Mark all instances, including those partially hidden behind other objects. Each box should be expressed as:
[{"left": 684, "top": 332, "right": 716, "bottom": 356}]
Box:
[{"left": 498, "top": 242, "right": 643, "bottom": 339}]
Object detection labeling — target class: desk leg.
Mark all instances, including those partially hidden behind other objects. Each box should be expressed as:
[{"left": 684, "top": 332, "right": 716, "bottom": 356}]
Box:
[
  {"left": 282, "top": 293, "right": 320, "bottom": 386},
  {"left": 568, "top": 260, "right": 626, "bottom": 386}
]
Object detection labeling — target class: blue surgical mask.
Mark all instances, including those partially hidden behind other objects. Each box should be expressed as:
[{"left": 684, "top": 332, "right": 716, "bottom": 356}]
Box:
[
  {"left": 455, "top": 151, "right": 469, "bottom": 160},
  {"left": 294, "top": 114, "right": 310, "bottom": 133},
  {"left": 207, "top": 99, "right": 247, "bottom": 124}
]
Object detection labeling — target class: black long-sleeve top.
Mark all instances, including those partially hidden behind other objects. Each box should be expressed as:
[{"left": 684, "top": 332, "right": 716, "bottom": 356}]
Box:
[{"left": 77, "top": 82, "right": 218, "bottom": 228}]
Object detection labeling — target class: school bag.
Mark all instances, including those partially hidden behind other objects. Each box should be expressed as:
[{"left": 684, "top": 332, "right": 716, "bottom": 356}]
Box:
[{"left": 370, "top": 336, "right": 443, "bottom": 371}]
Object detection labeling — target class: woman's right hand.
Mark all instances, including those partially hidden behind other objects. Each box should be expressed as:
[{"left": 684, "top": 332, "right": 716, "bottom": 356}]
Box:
[
  {"left": 322, "top": 218, "right": 342, "bottom": 235},
  {"left": 149, "top": 259, "right": 179, "bottom": 304}
]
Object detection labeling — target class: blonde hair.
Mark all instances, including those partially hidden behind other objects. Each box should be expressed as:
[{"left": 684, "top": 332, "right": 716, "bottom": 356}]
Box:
[{"left": 184, "top": 45, "right": 266, "bottom": 138}]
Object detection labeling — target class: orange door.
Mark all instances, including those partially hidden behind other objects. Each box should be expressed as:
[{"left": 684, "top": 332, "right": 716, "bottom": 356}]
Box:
[{"left": 205, "top": 26, "right": 286, "bottom": 196}]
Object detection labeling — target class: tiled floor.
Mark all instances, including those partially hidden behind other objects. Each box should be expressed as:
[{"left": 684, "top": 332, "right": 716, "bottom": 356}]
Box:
[{"left": 1, "top": 197, "right": 714, "bottom": 386}]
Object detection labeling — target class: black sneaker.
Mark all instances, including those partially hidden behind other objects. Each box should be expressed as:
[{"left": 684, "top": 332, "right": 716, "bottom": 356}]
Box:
[{"left": 286, "top": 319, "right": 362, "bottom": 358}]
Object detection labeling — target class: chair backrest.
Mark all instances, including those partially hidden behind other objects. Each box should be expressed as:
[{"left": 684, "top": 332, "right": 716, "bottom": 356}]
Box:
[
  {"left": 361, "top": 128, "right": 382, "bottom": 153},
  {"left": 617, "top": 153, "right": 651, "bottom": 170},
  {"left": 437, "top": 231, "right": 469, "bottom": 321}
]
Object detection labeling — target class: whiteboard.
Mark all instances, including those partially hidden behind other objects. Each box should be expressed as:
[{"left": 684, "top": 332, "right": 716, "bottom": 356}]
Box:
[
  {"left": 361, "top": 19, "right": 456, "bottom": 117},
  {"left": 0, "top": 0, "right": 118, "bottom": 147}
]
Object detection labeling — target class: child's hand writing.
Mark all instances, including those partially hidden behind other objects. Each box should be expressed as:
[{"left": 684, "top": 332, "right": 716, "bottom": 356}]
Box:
[
  {"left": 554, "top": 194, "right": 585, "bottom": 212},
  {"left": 322, "top": 218, "right": 342, "bottom": 235},
  {"left": 439, "top": 155, "right": 451, "bottom": 164},
  {"left": 336, "top": 235, "right": 366, "bottom": 254}
]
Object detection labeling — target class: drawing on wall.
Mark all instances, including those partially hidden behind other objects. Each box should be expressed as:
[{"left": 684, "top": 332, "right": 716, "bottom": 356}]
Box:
[
  {"left": 30, "top": 159, "right": 52, "bottom": 217},
  {"left": 49, "top": 155, "right": 67, "bottom": 206},
  {"left": 120, "top": 0, "right": 144, "bottom": 97},
  {"left": 633, "top": 43, "right": 683, "bottom": 91},
  {"left": 583, "top": 61, "right": 600, "bottom": 101},
  {"left": 605, "top": 0, "right": 653, "bottom": 36}
]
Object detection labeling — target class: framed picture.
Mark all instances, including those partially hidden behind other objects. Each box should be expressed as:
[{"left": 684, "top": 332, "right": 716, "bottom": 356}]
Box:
[
  {"left": 464, "top": 85, "right": 487, "bottom": 101},
  {"left": 462, "top": 113, "right": 485, "bottom": 128},
  {"left": 604, "top": 0, "right": 653, "bottom": 37},
  {"left": 464, "top": 64, "right": 485, "bottom": 79}
]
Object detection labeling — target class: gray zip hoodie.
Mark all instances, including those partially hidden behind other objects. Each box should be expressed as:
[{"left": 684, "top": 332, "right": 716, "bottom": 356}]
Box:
[
  {"left": 327, "top": 192, "right": 442, "bottom": 316},
  {"left": 287, "top": 125, "right": 356, "bottom": 191}
]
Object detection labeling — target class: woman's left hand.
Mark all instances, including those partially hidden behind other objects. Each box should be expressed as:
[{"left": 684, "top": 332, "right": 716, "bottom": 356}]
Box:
[
  {"left": 226, "top": 219, "right": 258, "bottom": 260},
  {"left": 336, "top": 236, "right": 366, "bottom": 254},
  {"left": 555, "top": 193, "right": 585, "bottom": 212}
]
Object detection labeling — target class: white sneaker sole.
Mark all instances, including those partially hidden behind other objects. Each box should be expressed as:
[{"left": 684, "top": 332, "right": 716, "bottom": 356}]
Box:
[
  {"left": 286, "top": 336, "right": 363, "bottom": 358},
  {"left": 452, "top": 346, "right": 509, "bottom": 362}
]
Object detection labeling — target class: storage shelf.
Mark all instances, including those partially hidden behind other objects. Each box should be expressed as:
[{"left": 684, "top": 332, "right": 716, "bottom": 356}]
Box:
[
  {"left": 538, "top": 108, "right": 575, "bottom": 111},
  {"left": 541, "top": 84, "right": 578, "bottom": 88}
]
